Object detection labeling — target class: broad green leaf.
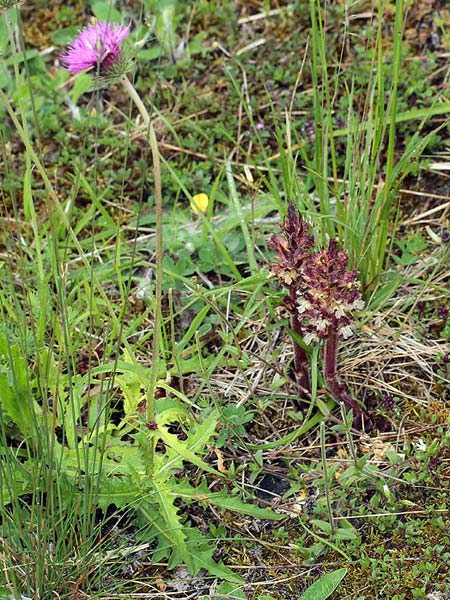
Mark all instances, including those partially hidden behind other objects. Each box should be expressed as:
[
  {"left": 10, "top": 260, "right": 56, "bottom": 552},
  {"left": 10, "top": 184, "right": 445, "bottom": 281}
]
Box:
[
  {"left": 50, "top": 25, "right": 81, "bottom": 46},
  {"left": 213, "top": 582, "right": 247, "bottom": 598},
  {"left": 93, "top": 475, "right": 139, "bottom": 510},
  {"left": 298, "top": 568, "right": 347, "bottom": 600},
  {"left": 0, "top": 341, "right": 41, "bottom": 438},
  {"left": 310, "top": 519, "right": 333, "bottom": 535},
  {"left": 202, "top": 492, "right": 283, "bottom": 520},
  {"left": 0, "top": 14, "right": 10, "bottom": 53},
  {"left": 176, "top": 480, "right": 284, "bottom": 521},
  {"left": 90, "top": 0, "right": 122, "bottom": 24},
  {"left": 156, "top": 405, "right": 189, "bottom": 426},
  {"left": 71, "top": 73, "right": 94, "bottom": 105}
]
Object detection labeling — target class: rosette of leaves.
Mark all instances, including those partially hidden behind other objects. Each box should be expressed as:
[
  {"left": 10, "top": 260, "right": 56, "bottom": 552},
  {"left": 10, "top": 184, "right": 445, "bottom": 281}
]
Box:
[{"left": 0, "top": 342, "right": 281, "bottom": 581}]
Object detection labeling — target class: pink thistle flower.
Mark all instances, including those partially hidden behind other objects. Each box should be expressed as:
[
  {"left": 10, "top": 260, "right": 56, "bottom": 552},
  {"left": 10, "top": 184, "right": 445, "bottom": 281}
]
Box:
[{"left": 61, "top": 21, "right": 131, "bottom": 75}]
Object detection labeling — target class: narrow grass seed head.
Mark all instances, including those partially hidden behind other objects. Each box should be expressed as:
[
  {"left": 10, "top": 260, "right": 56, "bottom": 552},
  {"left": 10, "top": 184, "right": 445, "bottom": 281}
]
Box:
[
  {"left": 60, "top": 20, "right": 131, "bottom": 78},
  {"left": 0, "top": 0, "right": 23, "bottom": 10}
]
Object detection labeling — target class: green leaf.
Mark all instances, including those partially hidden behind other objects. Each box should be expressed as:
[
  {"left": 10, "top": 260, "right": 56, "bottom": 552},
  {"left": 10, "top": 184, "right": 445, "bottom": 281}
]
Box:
[
  {"left": 214, "top": 582, "right": 247, "bottom": 598},
  {"left": 0, "top": 340, "right": 41, "bottom": 438},
  {"left": 157, "top": 424, "right": 219, "bottom": 476},
  {"left": 310, "top": 519, "right": 333, "bottom": 535},
  {"left": 92, "top": 476, "right": 139, "bottom": 510},
  {"left": 197, "top": 489, "right": 283, "bottom": 520},
  {"left": 90, "top": 0, "right": 122, "bottom": 24},
  {"left": 71, "top": 73, "right": 94, "bottom": 105},
  {"left": 176, "top": 480, "right": 283, "bottom": 521},
  {"left": 50, "top": 25, "right": 81, "bottom": 46},
  {"left": 141, "top": 482, "right": 195, "bottom": 572},
  {"left": 298, "top": 568, "right": 347, "bottom": 600}
]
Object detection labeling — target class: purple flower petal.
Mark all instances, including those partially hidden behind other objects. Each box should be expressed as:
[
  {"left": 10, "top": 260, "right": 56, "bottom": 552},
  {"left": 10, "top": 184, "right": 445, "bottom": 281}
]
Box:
[{"left": 61, "top": 21, "right": 131, "bottom": 75}]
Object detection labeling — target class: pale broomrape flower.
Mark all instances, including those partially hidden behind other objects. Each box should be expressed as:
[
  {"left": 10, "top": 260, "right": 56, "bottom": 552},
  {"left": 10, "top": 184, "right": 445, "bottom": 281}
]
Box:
[
  {"left": 269, "top": 203, "right": 314, "bottom": 287},
  {"left": 60, "top": 20, "right": 131, "bottom": 76},
  {"left": 269, "top": 204, "right": 315, "bottom": 394}
]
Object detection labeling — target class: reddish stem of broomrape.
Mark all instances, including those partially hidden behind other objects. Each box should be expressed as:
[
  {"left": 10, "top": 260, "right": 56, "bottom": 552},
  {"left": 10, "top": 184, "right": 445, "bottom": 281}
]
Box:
[{"left": 324, "top": 328, "right": 369, "bottom": 429}]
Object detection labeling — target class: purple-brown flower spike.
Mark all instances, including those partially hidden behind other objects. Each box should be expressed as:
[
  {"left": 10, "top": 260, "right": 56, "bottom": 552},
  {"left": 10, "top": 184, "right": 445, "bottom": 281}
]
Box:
[
  {"left": 269, "top": 204, "right": 315, "bottom": 286},
  {"left": 60, "top": 20, "right": 131, "bottom": 78},
  {"left": 269, "top": 204, "right": 314, "bottom": 395},
  {"left": 269, "top": 204, "right": 369, "bottom": 428},
  {"left": 296, "top": 240, "right": 364, "bottom": 344}
]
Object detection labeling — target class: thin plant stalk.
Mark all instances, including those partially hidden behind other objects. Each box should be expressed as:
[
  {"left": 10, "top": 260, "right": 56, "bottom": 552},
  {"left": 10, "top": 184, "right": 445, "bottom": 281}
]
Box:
[
  {"left": 320, "top": 421, "right": 335, "bottom": 535},
  {"left": 146, "top": 122, "right": 163, "bottom": 475},
  {"left": 120, "top": 74, "right": 163, "bottom": 475}
]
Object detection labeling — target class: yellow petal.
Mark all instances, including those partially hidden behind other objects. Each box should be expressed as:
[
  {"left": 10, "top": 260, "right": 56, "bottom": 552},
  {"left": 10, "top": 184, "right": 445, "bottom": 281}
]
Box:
[{"left": 190, "top": 193, "right": 209, "bottom": 215}]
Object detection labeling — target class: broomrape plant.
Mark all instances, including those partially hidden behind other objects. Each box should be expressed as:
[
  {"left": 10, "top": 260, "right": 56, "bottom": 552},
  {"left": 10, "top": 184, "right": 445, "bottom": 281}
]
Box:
[{"left": 270, "top": 203, "right": 370, "bottom": 428}]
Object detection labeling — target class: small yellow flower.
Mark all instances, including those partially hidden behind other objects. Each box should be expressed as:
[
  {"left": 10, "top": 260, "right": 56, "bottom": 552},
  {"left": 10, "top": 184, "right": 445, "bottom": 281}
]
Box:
[{"left": 190, "top": 192, "right": 209, "bottom": 215}]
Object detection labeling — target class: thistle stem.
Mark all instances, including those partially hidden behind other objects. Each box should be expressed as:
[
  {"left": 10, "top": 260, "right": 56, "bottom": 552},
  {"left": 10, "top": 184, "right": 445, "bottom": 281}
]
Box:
[
  {"left": 120, "top": 75, "right": 150, "bottom": 127},
  {"left": 121, "top": 75, "right": 163, "bottom": 475},
  {"left": 324, "top": 328, "right": 366, "bottom": 428}
]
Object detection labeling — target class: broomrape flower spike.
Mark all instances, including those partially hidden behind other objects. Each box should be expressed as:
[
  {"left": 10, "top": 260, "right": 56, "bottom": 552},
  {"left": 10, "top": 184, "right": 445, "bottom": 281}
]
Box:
[
  {"left": 269, "top": 204, "right": 315, "bottom": 395},
  {"left": 297, "top": 240, "right": 365, "bottom": 344},
  {"left": 269, "top": 203, "right": 370, "bottom": 429},
  {"left": 60, "top": 20, "right": 131, "bottom": 82}
]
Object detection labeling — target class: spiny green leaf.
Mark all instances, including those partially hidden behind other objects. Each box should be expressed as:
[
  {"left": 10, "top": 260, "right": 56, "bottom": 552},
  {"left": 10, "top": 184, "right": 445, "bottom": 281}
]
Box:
[
  {"left": 176, "top": 479, "right": 283, "bottom": 521},
  {"left": 141, "top": 481, "right": 195, "bottom": 573},
  {"left": 157, "top": 425, "right": 219, "bottom": 476}
]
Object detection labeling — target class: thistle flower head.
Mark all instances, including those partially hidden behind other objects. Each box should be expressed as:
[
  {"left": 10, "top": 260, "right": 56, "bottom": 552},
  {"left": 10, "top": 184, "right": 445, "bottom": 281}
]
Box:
[
  {"left": 269, "top": 203, "right": 315, "bottom": 286},
  {"left": 60, "top": 20, "right": 131, "bottom": 78},
  {"left": 297, "top": 240, "right": 364, "bottom": 343}
]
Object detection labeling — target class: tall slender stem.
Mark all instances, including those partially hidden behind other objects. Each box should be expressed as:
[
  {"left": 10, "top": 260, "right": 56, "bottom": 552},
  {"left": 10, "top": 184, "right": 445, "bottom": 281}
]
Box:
[
  {"left": 121, "top": 75, "right": 150, "bottom": 126},
  {"left": 320, "top": 421, "right": 335, "bottom": 534},
  {"left": 120, "top": 75, "right": 163, "bottom": 475},
  {"left": 146, "top": 121, "right": 163, "bottom": 463}
]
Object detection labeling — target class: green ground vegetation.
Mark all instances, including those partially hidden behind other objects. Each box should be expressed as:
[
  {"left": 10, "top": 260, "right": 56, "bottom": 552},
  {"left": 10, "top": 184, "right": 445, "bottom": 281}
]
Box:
[{"left": 0, "top": 0, "right": 449, "bottom": 598}]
